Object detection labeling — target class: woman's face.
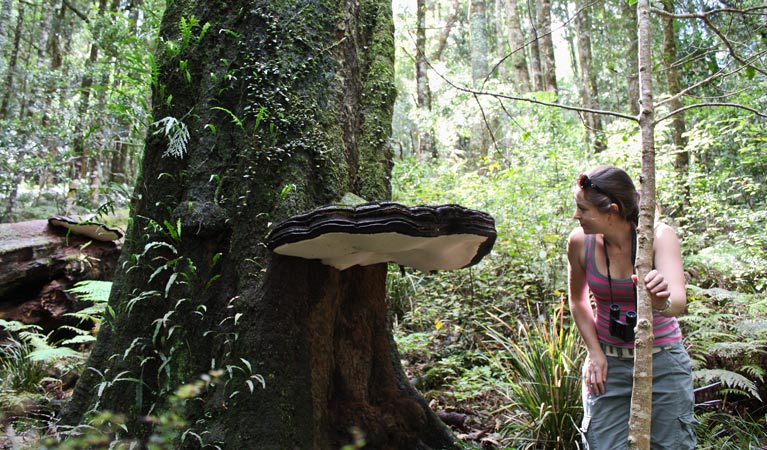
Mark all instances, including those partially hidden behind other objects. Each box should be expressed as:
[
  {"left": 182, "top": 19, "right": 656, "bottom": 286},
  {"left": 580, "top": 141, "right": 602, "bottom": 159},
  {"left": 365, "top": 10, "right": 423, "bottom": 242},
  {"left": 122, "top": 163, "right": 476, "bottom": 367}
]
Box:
[{"left": 573, "top": 189, "right": 611, "bottom": 234}]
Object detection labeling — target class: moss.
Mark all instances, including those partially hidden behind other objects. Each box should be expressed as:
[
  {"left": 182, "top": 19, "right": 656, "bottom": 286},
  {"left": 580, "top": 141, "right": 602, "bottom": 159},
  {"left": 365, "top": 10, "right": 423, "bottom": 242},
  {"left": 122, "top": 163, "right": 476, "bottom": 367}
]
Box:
[{"left": 357, "top": 0, "right": 396, "bottom": 201}]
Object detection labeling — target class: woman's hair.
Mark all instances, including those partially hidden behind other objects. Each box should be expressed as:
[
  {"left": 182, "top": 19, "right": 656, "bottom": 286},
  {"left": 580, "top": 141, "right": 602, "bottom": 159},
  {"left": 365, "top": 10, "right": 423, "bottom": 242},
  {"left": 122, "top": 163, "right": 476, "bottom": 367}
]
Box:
[{"left": 576, "top": 165, "right": 639, "bottom": 226}]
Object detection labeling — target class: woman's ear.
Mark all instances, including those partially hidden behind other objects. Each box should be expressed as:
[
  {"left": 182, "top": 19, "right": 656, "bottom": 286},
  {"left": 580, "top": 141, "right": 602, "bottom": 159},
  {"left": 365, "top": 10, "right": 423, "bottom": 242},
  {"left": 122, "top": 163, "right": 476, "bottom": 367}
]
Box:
[{"left": 609, "top": 203, "right": 620, "bottom": 214}]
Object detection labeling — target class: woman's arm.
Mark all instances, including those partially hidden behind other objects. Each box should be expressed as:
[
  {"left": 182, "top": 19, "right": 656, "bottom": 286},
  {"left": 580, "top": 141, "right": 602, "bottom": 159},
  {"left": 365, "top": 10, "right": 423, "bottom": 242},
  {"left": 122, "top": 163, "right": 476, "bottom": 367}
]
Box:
[
  {"left": 567, "top": 227, "right": 607, "bottom": 394},
  {"left": 645, "top": 223, "right": 687, "bottom": 317}
]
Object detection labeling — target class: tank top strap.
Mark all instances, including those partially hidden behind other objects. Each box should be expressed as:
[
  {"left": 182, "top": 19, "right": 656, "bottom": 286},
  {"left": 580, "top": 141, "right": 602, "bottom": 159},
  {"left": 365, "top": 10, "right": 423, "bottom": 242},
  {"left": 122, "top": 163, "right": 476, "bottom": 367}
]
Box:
[{"left": 584, "top": 233, "right": 597, "bottom": 275}]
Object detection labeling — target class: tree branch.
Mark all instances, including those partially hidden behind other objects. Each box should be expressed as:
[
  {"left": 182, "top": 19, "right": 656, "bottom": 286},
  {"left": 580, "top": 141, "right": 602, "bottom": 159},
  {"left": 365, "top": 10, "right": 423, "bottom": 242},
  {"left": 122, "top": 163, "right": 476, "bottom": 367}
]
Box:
[
  {"left": 429, "top": 64, "right": 638, "bottom": 122},
  {"left": 655, "top": 102, "right": 767, "bottom": 124},
  {"left": 62, "top": 0, "right": 89, "bottom": 22},
  {"left": 651, "top": 5, "right": 767, "bottom": 20},
  {"left": 655, "top": 49, "right": 767, "bottom": 109},
  {"left": 651, "top": 5, "right": 767, "bottom": 77}
]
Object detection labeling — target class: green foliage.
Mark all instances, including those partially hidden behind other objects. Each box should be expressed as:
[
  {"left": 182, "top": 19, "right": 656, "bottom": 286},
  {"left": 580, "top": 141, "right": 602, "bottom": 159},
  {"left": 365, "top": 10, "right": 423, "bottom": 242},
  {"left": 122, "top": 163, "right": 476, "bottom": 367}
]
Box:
[
  {"left": 41, "top": 371, "right": 227, "bottom": 450},
  {"left": 681, "top": 286, "right": 767, "bottom": 405},
  {"left": 695, "top": 410, "right": 767, "bottom": 450},
  {"left": 1, "top": 338, "right": 50, "bottom": 393},
  {"left": 483, "top": 300, "right": 584, "bottom": 450}
]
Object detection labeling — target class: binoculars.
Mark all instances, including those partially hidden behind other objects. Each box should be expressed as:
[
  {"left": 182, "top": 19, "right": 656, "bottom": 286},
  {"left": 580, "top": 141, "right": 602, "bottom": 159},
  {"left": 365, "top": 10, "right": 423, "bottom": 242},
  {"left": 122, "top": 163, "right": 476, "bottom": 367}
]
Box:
[{"left": 609, "top": 304, "right": 636, "bottom": 342}]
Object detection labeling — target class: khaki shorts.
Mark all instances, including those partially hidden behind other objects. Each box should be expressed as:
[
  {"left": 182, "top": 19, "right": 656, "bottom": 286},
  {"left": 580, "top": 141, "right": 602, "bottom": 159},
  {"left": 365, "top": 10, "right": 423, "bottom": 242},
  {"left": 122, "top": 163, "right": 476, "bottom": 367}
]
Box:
[{"left": 581, "top": 341, "right": 698, "bottom": 450}]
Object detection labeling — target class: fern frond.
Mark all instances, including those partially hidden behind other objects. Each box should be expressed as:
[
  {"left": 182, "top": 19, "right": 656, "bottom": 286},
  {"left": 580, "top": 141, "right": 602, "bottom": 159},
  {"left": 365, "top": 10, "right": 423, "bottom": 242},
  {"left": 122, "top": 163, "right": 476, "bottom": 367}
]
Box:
[
  {"left": 694, "top": 368, "right": 762, "bottom": 401},
  {"left": 67, "top": 280, "right": 112, "bottom": 303},
  {"left": 709, "top": 341, "right": 764, "bottom": 358}
]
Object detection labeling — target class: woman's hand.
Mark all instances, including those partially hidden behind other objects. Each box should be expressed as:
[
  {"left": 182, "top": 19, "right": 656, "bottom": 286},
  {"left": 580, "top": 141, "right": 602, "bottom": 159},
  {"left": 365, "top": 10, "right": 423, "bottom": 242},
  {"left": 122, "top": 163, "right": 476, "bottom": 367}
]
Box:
[
  {"left": 632, "top": 269, "right": 672, "bottom": 310},
  {"left": 584, "top": 351, "right": 608, "bottom": 396}
]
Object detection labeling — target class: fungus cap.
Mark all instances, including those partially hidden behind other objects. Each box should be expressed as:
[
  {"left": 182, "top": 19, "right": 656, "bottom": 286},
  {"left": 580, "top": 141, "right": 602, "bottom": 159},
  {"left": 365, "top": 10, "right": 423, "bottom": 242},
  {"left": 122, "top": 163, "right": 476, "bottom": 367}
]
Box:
[{"left": 267, "top": 202, "right": 496, "bottom": 271}]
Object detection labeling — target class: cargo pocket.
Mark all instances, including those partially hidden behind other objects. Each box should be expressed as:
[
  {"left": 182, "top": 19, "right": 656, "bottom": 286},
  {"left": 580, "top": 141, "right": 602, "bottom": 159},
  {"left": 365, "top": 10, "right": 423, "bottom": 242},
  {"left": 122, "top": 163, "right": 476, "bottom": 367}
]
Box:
[{"left": 677, "top": 413, "right": 699, "bottom": 449}]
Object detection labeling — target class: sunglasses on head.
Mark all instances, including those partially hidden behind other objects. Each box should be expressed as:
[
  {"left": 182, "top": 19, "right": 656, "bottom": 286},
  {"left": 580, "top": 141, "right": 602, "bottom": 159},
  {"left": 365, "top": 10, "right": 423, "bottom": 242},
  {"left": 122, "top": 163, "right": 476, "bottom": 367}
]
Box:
[{"left": 577, "top": 174, "right": 618, "bottom": 204}]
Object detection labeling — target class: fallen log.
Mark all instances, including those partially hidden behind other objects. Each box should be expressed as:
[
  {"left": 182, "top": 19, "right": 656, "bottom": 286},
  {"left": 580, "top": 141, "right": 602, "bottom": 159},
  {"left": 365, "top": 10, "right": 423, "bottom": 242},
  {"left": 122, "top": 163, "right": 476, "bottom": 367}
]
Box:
[{"left": 0, "top": 218, "right": 121, "bottom": 331}]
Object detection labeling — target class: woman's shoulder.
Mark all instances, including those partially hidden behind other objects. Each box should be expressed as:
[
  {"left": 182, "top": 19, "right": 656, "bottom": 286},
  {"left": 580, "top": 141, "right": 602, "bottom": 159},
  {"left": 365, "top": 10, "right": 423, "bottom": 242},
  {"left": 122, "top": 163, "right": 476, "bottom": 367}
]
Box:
[
  {"left": 567, "top": 227, "right": 587, "bottom": 257},
  {"left": 653, "top": 221, "right": 680, "bottom": 242}
]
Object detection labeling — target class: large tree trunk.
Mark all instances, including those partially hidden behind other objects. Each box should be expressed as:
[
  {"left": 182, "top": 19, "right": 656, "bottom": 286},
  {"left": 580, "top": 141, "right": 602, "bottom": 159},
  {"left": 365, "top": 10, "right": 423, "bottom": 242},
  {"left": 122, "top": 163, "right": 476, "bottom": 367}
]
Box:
[
  {"left": 629, "top": 0, "right": 656, "bottom": 448},
  {"left": 505, "top": 0, "right": 530, "bottom": 93},
  {"left": 61, "top": 1, "right": 455, "bottom": 448}
]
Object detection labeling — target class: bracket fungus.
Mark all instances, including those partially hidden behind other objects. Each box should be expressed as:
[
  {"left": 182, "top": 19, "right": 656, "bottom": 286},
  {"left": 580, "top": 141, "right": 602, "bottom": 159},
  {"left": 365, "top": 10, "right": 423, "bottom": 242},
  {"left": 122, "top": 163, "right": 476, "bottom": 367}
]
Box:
[
  {"left": 48, "top": 216, "right": 124, "bottom": 242},
  {"left": 267, "top": 202, "right": 496, "bottom": 271},
  {"left": 198, "top": 202, "right": 497, "bottom": 448}
]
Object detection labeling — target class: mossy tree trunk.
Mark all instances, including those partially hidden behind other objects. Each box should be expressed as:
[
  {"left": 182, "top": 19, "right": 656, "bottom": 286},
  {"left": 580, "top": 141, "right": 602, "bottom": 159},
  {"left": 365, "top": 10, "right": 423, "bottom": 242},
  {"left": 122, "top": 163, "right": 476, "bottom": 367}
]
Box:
[{"left": 62, "top": 0, "right": 455, "bottom": 448}]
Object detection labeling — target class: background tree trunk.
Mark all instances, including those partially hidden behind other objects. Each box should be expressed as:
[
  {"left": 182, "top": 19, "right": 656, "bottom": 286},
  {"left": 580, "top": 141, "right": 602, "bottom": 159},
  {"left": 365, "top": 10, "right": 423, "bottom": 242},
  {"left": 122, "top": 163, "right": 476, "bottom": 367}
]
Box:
[
  {"left": 72, "top": 0, "right": 108, "bottom": 182},
  {"left": 61, "top": 1, "right": 455, "bottom": 448},
  {"left": 416, "top": 0, "right": 436, "bottom": 158},
  {"left": 629, "top": 0, "right": 656, "bottom": 448},
  {"left": 528, "top": 1, "right": 544, "bottom": 91},
  {"left": 432, "top": 0, "right": 459, "bottom": 62},
  {"left": 470, "top": 0, "right": 490, "bottom": 158},
  {"left": 538, "top": 0, "right": 557, "bottom": 95},
  {"left": 0, "top": 1, "right": 24, "bottom": 119},
  {"left": 495, "top": 0, "right": 508, "bottom": 80},
  {"left": 623, "top": 0, "right": 640, "bottom": 116},
  {"left": 575, "top": 0, "right": 605, "bottom": 153},
  {"left": 505, "top": 0, "right": 530, "bottom": 93},
  {"left": 660, "top": 0, "right": 689, "bottom": 215}
]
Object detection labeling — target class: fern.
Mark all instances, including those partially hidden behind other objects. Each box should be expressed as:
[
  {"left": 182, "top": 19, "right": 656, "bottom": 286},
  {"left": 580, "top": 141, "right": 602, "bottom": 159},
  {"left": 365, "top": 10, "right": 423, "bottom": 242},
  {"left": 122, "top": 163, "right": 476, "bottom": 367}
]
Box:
[
  {"left": 153, "top": 116, "right": 190, "bottom": 158},
  {"left": 67, "top": 280, "right": 112, "bottom": 303},
  {"left": 694, "top": 369, "right": 762, "bottom": 401},
  {"left": 66, "top": 280, "right": 112, "bottom": 325}
]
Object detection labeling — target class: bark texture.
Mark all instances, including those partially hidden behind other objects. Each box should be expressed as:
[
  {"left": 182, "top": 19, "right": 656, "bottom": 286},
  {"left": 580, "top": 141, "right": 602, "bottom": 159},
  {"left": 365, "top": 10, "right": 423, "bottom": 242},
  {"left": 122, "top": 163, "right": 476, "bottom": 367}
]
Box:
[
  {"left": 629, "top": 0, "right": 656, "bottom": 448},
  {"left": 60, "top": 1, "right": 456, "bottom": 448}
]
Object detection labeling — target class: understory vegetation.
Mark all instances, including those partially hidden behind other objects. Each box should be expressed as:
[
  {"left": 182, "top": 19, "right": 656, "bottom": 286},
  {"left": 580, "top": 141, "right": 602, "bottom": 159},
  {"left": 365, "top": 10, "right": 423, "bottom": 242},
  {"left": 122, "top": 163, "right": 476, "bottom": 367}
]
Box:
[{"left": 387, "top": 115, "right": 767, "bottom": 447}]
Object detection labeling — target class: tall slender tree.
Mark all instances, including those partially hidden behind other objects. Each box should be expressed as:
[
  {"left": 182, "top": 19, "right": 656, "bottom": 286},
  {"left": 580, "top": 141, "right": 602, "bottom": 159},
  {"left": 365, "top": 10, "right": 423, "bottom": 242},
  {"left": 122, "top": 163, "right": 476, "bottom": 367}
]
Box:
[
  {"left": 527, "top": 1, "right": 544, "bottom": 91},
  {"left": 432, "top": 0, "right": 460, "bottom": 62},
  {"left": 630, "top": 0, "right": 657, "bottom": 447}
]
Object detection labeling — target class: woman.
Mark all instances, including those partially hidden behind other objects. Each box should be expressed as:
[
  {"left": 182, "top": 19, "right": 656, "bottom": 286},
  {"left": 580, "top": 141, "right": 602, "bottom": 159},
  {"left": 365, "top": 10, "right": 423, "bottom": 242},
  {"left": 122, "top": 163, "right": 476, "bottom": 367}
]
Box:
[{"left": 566, "top": 165, "right": 697, "bottom": 449}]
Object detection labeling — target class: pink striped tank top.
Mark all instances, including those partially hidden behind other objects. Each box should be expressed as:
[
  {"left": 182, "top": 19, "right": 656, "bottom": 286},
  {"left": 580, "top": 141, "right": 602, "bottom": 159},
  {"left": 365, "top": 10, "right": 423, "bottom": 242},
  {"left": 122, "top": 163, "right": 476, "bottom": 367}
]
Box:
[{"left": 584, "top": 234, "right": 682, "bottom": 348}]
